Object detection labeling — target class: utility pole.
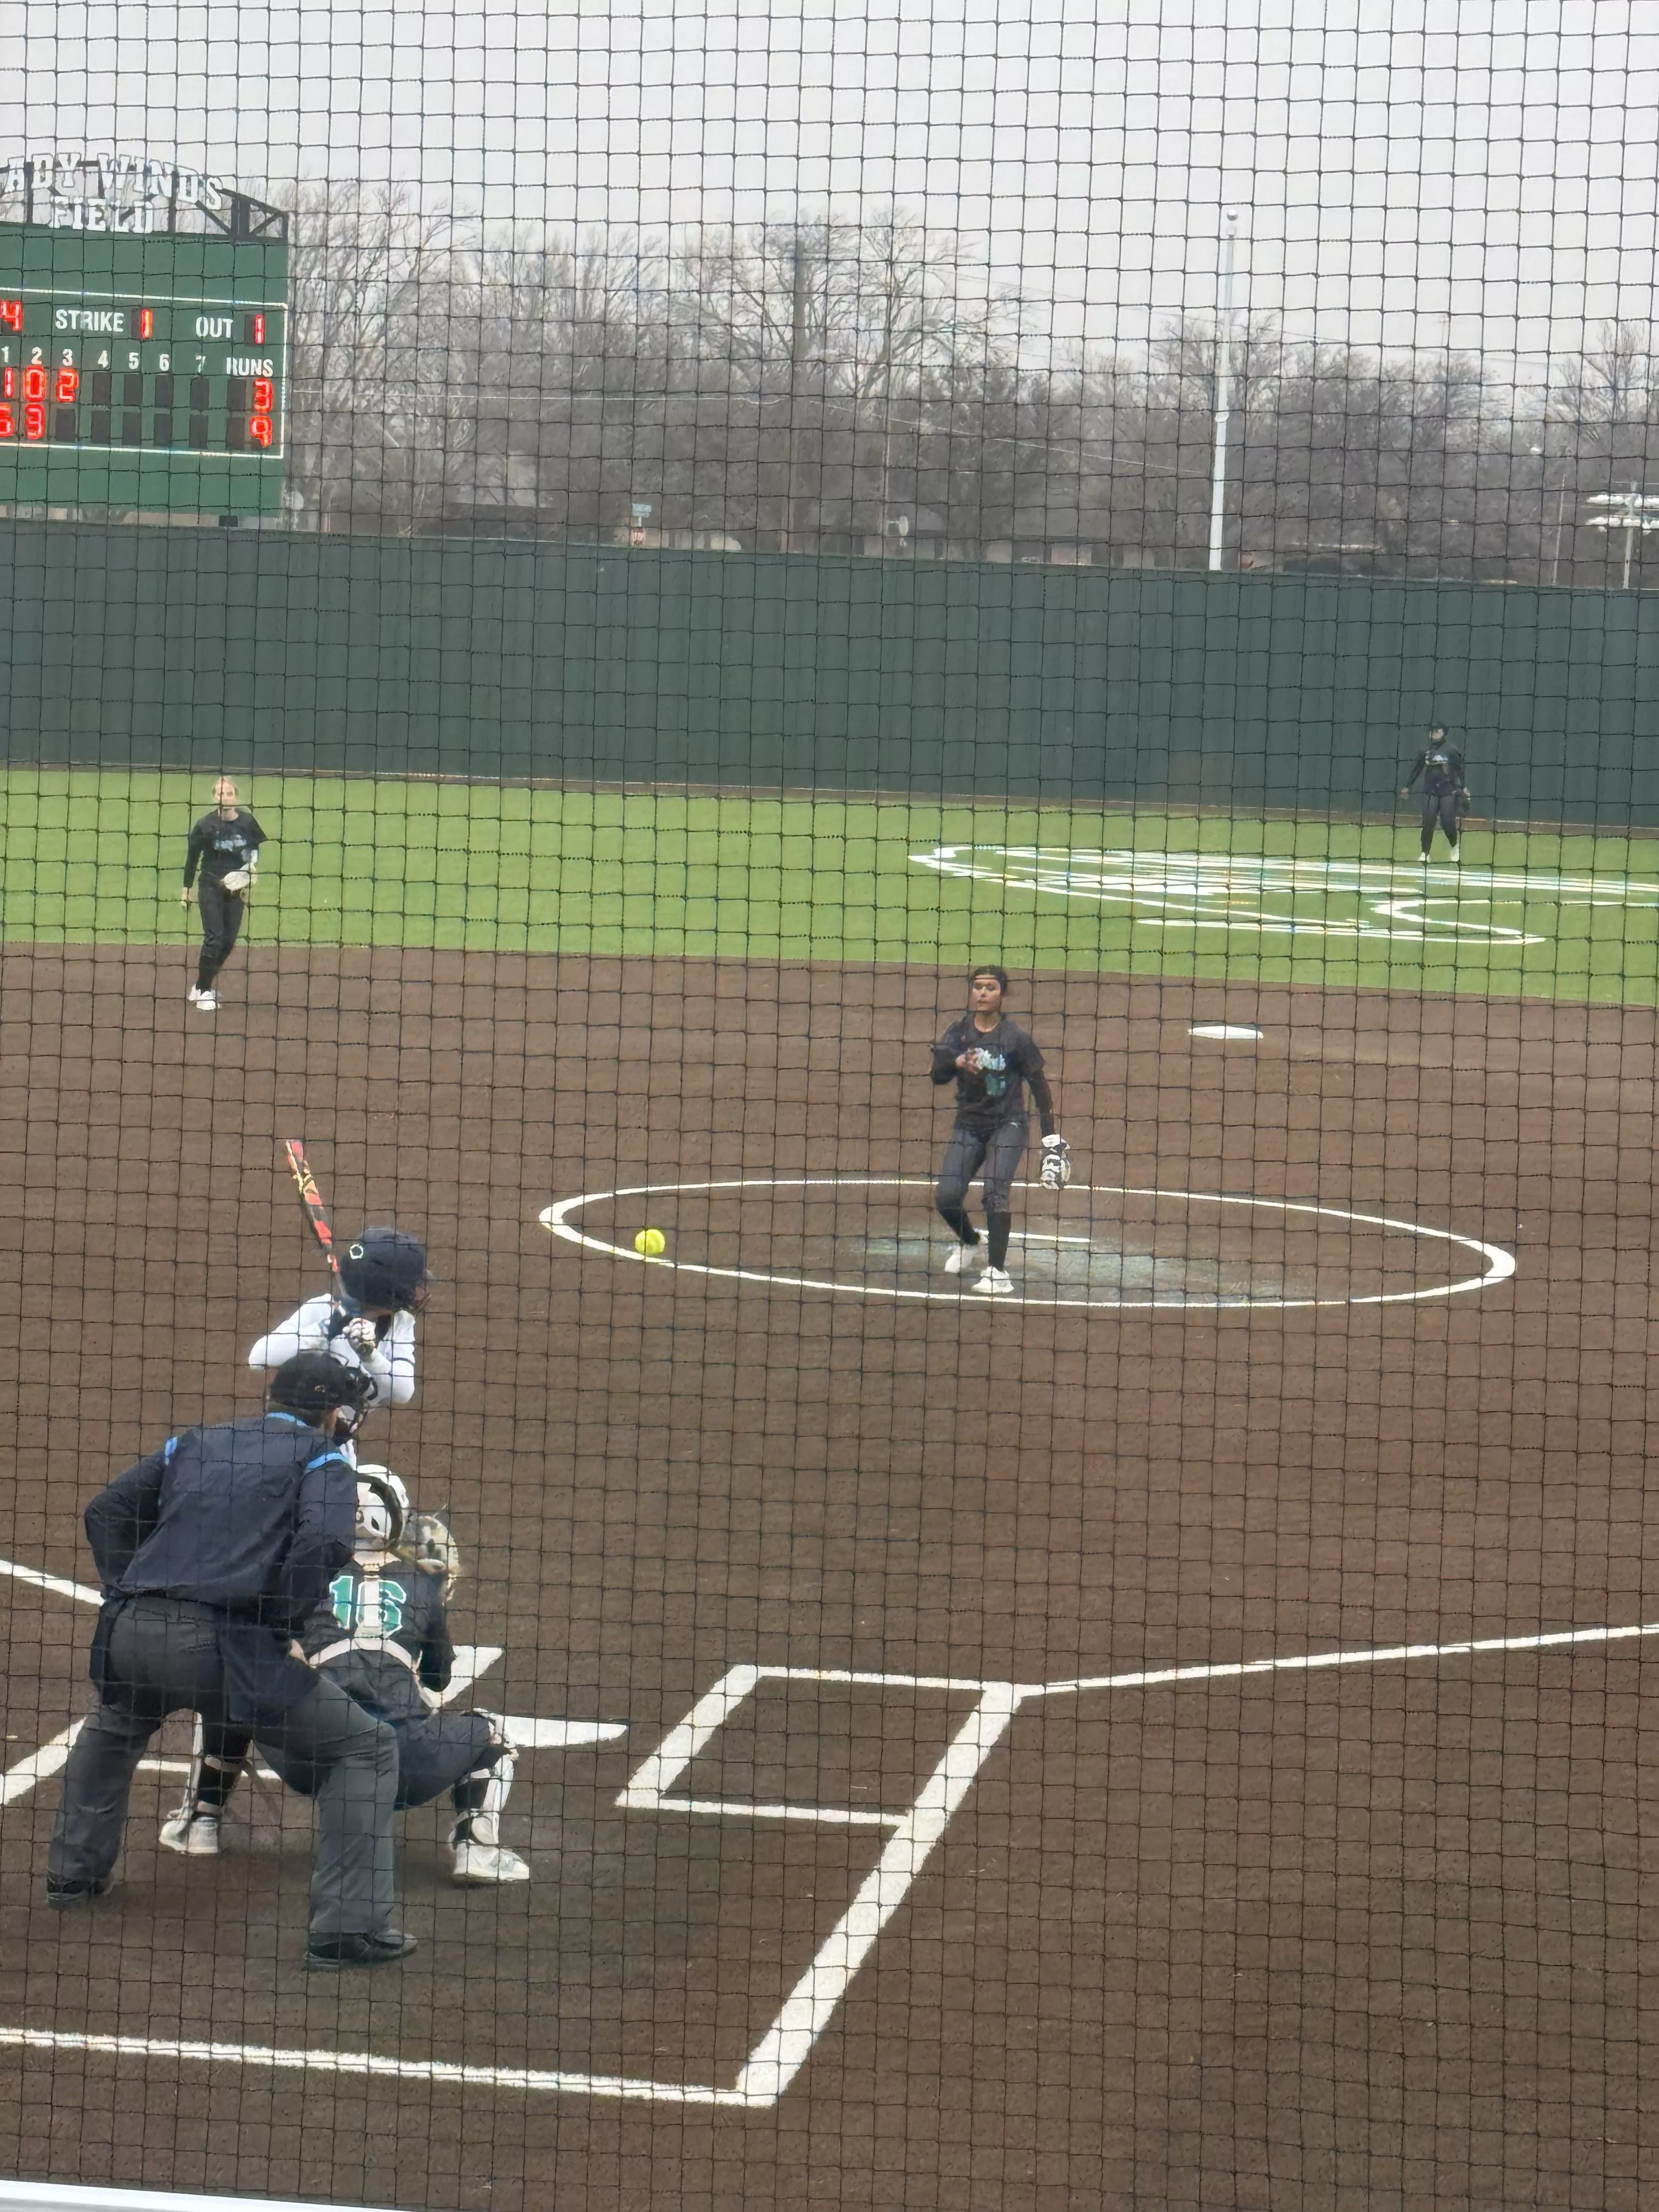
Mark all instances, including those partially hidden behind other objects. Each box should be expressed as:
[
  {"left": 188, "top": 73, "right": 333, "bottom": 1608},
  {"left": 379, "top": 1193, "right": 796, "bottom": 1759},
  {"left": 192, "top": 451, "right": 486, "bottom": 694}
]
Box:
[
  {"left": 1206, "top": 208, "right": 1240, "bottom": 573},
  {"left": 782, "top": 236, "right": 809, "bottom": 554}
]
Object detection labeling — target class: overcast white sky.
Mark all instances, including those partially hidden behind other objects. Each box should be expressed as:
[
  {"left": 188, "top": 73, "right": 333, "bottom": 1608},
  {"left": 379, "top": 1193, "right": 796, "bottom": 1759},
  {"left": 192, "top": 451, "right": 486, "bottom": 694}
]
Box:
[{"left": 1, "top": 0, "right": 1654, "bottom": 377}]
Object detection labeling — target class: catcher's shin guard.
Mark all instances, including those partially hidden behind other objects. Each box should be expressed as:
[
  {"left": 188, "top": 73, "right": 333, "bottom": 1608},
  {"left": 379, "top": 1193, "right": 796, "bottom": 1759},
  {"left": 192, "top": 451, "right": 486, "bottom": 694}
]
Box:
[
  {"left": 449, "top": 1748, "right": 529, "bottom": 1883},
  {"left": 159, "top": 1720, "right": 247, "bottom": 1854}
]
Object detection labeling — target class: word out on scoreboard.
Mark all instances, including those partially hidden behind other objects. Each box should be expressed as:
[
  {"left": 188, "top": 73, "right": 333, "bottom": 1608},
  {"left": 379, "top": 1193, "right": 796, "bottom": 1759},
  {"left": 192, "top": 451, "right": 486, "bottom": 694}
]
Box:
[{"left": 0, "top": 151, "right": 288, "bottom": 516}]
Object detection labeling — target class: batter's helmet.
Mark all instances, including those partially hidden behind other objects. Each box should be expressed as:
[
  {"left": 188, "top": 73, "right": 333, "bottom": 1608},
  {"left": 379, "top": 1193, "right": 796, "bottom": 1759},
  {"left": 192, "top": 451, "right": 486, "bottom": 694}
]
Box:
[{"left": 338, "top": 1228, "right": 430, "bottom": 1312}]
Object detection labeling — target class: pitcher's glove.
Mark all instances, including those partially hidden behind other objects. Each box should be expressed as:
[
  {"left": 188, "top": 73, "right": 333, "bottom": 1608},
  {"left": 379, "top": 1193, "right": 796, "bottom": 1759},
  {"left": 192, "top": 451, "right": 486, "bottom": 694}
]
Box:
[{"left": 1039, "top": 1133, "right": 1072, "bottom": 1189}]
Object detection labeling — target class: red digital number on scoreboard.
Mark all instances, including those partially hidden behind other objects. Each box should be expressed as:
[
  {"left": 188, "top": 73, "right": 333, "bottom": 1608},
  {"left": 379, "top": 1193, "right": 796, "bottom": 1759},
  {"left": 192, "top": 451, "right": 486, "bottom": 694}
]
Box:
[
  {"left": 22, "top": 365, "right": 45, "bottom": 401},
  {"left": 23, "top": 400, "right": 44, "bottom": 439},
  {"left": 0, "top": 406, "right": 13, "bottom": 438},
  {"left": 0, "top": 301, "right": 21, "bottom": 333},
  {"left": 250, "top": 415, "right": 273, "bottom": 447},
  {"left": 253, "top": 378, "right": 274, "bottom": 412},
  {"left": 54, "top": 367, "right": 77, "bottom": 403}
]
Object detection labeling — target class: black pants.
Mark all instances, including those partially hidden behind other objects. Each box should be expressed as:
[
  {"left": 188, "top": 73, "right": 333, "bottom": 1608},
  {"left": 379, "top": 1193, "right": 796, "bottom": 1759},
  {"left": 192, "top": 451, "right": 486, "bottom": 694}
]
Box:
[
  {"left": 48, "top": 1596, "right": 399, "bottom": 1937},
  {"left": 268, "top": 1707, "right": 495, "bottom": 1812},
  {"left": 196, "top": 879, "right": 246, "bottom": 989},
  {"left": 1420, "top": 791, "right": 1461, "bottom": 853},
  {"left": 191, "top": 1705, "right": 496, "bottom": 1813},
  {"left": 936, "top": 1118, "right": 1029, "bottom": 1266}
]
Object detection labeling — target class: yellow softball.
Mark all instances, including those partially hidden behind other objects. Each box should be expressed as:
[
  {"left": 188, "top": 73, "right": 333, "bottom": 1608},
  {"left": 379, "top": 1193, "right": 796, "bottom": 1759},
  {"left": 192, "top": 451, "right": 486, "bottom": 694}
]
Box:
[{"left": 633, "top": 1227, "right": 667, "bottom": 1257}]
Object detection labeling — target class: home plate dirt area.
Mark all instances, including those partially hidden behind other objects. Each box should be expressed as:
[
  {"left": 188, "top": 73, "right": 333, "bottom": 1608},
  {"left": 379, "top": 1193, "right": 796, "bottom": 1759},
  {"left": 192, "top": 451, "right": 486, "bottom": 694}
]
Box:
[{"left": 1, "top": 942, "right": 1657, "bottom": 2211}]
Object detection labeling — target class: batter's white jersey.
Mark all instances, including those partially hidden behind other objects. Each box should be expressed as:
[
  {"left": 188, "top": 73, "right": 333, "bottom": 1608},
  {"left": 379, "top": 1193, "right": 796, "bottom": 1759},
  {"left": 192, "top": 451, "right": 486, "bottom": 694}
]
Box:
[{"left": 247, "top": 1295, "right": 418, "bottom": 1408}]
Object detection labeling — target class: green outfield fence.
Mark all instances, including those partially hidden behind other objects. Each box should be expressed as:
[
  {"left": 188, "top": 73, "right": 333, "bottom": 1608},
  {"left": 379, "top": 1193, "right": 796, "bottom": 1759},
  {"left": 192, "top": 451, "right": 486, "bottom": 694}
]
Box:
[{"left": 5, "top": 518, "right": 1659, "bottom": 823}]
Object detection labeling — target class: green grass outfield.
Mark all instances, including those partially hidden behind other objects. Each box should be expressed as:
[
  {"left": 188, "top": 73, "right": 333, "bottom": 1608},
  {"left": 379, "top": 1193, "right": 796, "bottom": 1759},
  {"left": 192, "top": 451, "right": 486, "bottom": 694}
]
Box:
[{"left": 5, "top": 766, "right": 1659, "bottom": 1006}]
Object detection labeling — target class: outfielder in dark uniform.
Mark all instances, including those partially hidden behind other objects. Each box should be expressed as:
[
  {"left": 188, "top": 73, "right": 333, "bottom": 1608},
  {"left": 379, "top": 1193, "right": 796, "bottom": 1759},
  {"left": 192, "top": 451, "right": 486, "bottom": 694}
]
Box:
[
  {"left": 46, "top": 1355, "right": 419, "bottom": 1972},
  {"left": 930, "top": 965, "right": 1070, "bottom": 1296},
  {"left": 181, "top": 776, "right": 267, "bottom": 1012},
  {"left": 161, "top": 1465, "right": 527, "bottom": 1883},
  {"left": 1401, "top": 726, "right": 1470, "bottom": 861}
]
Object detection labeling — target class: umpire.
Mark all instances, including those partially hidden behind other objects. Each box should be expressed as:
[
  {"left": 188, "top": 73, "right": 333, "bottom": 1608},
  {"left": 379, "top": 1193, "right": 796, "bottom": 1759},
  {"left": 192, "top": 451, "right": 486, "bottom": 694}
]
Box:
[{"left": 47, "top": 1353, "right": 414, "bottom": 1973}]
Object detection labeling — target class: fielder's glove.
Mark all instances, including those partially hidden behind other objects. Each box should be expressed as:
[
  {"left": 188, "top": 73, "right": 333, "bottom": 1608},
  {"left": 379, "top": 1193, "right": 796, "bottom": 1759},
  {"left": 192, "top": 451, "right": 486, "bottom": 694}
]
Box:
[{"left": 1039, "top": 1133, "right": 1073, "bottom": 1189}]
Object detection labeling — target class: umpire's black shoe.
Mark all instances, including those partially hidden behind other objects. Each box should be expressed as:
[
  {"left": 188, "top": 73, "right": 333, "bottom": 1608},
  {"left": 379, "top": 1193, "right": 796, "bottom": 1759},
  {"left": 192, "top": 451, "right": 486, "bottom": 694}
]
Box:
[
  {"left": 46, "top": 1875, "right": 113, "bottom": 1910},
  {"left": 302, "top": 1929, "right": 419, "bottom": 1972}
]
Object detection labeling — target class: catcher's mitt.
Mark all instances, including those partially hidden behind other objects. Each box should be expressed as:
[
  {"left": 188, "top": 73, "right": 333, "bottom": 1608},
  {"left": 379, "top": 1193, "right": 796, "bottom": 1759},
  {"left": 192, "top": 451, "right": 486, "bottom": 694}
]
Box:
[
  {"left": 1039, "top": 1133, "right": 1073, "bottom": 1189},
  {"left": 399, "top": 1509, "right": 462, "bottom": 1599}
]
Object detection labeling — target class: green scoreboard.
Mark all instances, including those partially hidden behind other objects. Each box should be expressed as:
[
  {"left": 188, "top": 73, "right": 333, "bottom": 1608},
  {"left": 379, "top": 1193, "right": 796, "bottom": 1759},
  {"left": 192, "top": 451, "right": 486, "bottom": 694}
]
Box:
[{"left": 0, "top": 176, "right": 288, "bottom": 517}]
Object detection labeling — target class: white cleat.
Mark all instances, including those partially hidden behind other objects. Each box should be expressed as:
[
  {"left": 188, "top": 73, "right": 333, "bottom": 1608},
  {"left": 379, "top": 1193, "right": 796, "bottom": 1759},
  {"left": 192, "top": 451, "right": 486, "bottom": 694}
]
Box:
[
  {"left": 974, "top": 1267, "right": 1015, "bottom": 1296},
  {"left": 451, "top": 1831, "right": 528, "bottom": 1884},
  {"left": 194, "top": 990, "right": 218, "bottom": 1012},
  {"left": 159, "top": 1808, "right": 223, "bottom": 1857},
  {"left": 943, "top": 1242, "right": 980, "bottom": 1276}
]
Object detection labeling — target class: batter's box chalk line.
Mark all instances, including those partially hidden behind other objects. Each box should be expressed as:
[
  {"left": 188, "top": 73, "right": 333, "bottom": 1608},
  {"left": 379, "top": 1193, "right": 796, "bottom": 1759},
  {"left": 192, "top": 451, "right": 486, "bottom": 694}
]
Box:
[
  {"left": 539, "top": 1173, "right": 1517, "bottom": 1312},
  {"left": 2, "top": 1560, "right": 1652, "bottom": 2108}
]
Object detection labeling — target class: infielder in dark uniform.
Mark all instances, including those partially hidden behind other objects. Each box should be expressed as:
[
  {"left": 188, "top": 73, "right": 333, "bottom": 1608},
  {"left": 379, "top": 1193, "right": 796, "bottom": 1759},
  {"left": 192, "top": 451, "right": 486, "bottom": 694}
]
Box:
[
  {"left": 181, "top": 776, "right": 267, "bottom": 1012},
  {"left": 930, "top": 965, "right": 1069, "bottom": 1296},
  {"left": 46, "top": 1354, "right": 417, "bottom": 1972},
  {"left": 162, "top": 1464, "right": 527, "bottom": 1883},
  {"left": 1401, "top": 726, "right": 1470, "bottom": 861}
]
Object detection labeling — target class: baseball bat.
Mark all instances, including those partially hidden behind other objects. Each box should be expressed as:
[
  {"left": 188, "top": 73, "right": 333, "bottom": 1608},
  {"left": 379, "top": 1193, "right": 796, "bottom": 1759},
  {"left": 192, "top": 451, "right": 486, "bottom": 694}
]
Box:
[{"left": 283, "top": 1138, "right": 342, "bottom": 1289}]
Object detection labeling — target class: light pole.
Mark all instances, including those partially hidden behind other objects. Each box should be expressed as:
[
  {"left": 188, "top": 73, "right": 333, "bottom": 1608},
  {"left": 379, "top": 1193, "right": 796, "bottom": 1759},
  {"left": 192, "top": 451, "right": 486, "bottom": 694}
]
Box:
[
  {"left": 1530, "top": 437, "right": 1571, "bottom": 588},
  {"left": 1206, "top": 208, "right": 1240, "bottom": 573},
  {"left": 1582, "top": 486, "right": 1659, "bottom": 588}
]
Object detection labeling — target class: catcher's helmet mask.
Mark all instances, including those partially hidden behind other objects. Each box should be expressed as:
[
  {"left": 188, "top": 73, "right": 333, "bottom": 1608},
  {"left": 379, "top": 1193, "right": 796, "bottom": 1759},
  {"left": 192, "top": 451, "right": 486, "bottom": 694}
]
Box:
[{"left": 354, "top": 1464, "right": 410, "bottom": 1550}]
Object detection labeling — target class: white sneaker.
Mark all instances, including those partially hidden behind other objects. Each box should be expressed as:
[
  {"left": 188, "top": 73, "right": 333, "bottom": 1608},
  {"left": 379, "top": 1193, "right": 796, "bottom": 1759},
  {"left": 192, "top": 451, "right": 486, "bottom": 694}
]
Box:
[
  {"left": 974, "top": 1267, "right": 1015, "bottom": 1295},
  {"left": 194, "top": 991, "right": 218, "bottom": 1012},
  {"left": 943, "top": 1242, "right": 980, "bottom": 1276},
  {"left": 450, "top": 1822, "right": 530, "bottom": 1884},
  {"left": 1449, "top": 844, "right": 1462, "bottom": 864},
  {"left": 159, "top": 1808, "right": 222, "bottom": 1857}
]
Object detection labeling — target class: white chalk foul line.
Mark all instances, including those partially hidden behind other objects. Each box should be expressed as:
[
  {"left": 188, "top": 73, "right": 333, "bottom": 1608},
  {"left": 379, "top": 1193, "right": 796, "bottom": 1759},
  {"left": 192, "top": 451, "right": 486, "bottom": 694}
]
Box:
[
  {"left": 541, "top": 1174, "right": 1516, "bottom": 1311},
  {"left": 1032, "top": 1612, "right": 1659, "bottom": 1700},
  {"left": 0, "top": 2028, "right": 757, "bottom": 2109}
]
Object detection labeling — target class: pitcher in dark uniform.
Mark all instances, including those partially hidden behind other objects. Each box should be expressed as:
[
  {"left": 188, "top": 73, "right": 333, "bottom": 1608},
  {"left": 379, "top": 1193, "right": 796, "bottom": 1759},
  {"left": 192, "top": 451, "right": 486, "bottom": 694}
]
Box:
[{"left": 929, "top": 966, "right": 1069, "bottom": 1297}]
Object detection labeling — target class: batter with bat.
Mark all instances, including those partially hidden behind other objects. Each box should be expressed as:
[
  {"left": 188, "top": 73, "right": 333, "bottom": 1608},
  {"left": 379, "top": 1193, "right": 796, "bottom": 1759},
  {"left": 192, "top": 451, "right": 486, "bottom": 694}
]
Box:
[
  {"left": 930, "top": 965, "right": 1069, "bottom": 1296},
  {"left": 181, "top": 777, "right": 267, "bottom": 1013},
  {"left": 249, "top": 1145, "right": 428, "bottom": 1409},
  {"left": 163, "top": 1147, "right": 454, "bottom": 1861}
]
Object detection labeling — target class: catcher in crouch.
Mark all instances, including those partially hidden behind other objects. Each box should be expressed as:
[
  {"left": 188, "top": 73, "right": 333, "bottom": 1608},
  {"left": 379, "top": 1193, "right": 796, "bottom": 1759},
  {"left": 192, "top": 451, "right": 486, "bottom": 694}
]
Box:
[
  {"left": 930, "top": 964, "right": 1070, "bottom": 1295},
  {"left": 161, "top": 1467, "right": 527, "bottom": 1884}
]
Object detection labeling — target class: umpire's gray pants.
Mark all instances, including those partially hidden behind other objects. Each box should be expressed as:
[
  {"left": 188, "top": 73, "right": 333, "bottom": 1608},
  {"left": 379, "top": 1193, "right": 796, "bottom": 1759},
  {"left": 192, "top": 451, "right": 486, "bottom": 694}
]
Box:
[{"left": 48, "top": 1596, "right": 399, "bottom": 1937}]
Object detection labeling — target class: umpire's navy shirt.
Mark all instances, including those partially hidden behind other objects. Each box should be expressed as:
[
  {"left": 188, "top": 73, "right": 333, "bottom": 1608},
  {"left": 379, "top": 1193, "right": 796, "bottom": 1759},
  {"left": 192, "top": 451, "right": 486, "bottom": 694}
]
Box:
[{"left": 87, "top": 1412, "right": 357, "bottom": 1629}]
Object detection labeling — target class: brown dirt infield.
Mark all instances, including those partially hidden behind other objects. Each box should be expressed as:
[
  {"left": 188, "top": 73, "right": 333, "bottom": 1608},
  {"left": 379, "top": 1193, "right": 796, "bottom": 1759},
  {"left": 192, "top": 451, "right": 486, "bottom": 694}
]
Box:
[{"left": 2, "top": 941, "right": 1658, "bottom": 2211}]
